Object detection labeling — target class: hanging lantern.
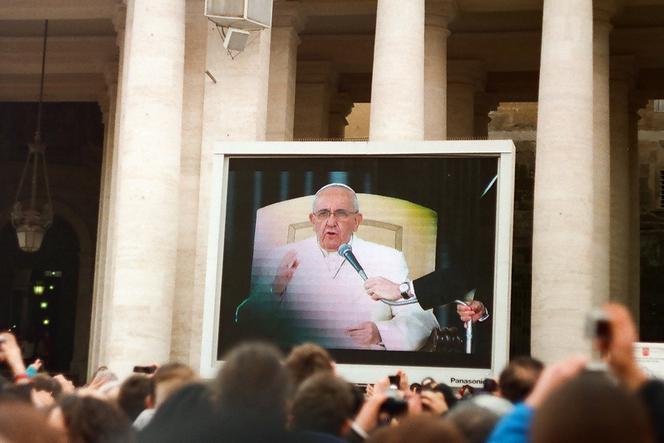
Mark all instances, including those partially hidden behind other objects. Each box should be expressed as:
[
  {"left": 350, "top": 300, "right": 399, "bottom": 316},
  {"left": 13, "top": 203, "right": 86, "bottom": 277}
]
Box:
[{"left": 11, "top": 20, "right": 53, "bottom": 253}]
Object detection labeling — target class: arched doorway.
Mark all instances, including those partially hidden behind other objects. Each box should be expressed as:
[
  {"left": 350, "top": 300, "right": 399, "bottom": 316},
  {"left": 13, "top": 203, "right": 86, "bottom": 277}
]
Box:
[{"left": 0, "top": 216, "right": 84, "bottom": 381}]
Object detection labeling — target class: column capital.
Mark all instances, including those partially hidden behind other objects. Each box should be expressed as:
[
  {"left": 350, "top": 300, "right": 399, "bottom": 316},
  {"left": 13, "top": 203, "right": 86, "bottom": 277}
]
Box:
[
  {"left": 425, "top": 0, "right": 457, "bottom": 28},
  {"left": 112, "top": 3, "right": 126, "bottom": 33},
  {"left": 330, "top": 92, "right": 354, "bottom": 117},
  {"left": 448, "top": 59, "right": 486, "bottom": 90},
  {"left": 475, "top": 92, "right": 500, "bottom": 113},
  {"left": 297, "top": 60, "right": 337, "bottom": 85},
  {"left": 112, "top": 4, "right": 126, "bottom": 51},
  {"left": 272, "top": 0, "right": 307, "bottom": 32}
]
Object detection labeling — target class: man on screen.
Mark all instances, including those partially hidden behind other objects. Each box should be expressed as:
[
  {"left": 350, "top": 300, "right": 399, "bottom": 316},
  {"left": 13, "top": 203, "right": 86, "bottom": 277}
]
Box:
[{"left": 243, "top": 183, "right": 439, "bottom": 351}]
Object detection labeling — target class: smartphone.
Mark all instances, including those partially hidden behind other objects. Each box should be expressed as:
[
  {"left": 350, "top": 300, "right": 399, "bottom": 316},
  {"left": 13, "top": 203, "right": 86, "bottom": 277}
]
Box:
[{"left": 133, "top": 365, "right": 157, "bottom": 374}]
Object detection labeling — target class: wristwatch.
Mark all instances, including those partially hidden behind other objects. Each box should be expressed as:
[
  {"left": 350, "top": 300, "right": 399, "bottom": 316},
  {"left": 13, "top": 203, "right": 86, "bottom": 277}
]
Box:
[{"left": 399, "top": 282, "right": 411, "bottom": 299}]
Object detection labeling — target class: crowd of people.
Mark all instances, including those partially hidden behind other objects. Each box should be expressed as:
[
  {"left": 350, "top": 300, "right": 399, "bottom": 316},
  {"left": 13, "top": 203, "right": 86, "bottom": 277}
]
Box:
[{"left": 0, "top": 303, "right": 663, "bottom": 443}]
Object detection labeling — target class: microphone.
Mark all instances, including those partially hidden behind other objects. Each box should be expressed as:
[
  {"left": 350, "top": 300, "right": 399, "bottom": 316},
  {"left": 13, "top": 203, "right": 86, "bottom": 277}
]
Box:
[{"left": 338, "top": 243, "right": 368, "bottom": 281}]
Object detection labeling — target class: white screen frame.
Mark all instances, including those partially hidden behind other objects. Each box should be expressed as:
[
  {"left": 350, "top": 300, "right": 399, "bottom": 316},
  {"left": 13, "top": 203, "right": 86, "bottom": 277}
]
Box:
[{"left": 199, "top": 140, "right": 515, "bottom": 385}]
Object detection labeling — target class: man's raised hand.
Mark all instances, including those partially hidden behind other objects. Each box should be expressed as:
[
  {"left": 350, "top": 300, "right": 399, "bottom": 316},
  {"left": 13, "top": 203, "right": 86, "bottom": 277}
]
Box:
[{"left": 272, "top": 249, "right": 298, "bottom": 296}]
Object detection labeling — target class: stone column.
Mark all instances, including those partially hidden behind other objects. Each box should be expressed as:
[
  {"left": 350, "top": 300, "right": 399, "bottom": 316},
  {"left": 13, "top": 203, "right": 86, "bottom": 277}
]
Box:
[
  {"left": 370, "top": 0, "right": 425, "bottom": 141},
  {"left": 188, "top": 22, "right": 272, "bottom": 369},
  {"left": 104, "top": 0, "right": 185, "bottom": 375},
  {"left": 531, "top": 0, "right": 594, "bottom": 363},
  {"left": 609, "top": 56, "right": 634, "bottom": 308},
  {"left": 474, "top": 93, "right": 499, "bottom": 139},
  {"left": 328, "top": 93, "right": 354, "bottom": 139},
  {"left": 447, "top": 60, "right": 485, "bottom": 139},
  {"left": 628, "top": 99, "right": 644, "bottom": 324},
  {"left": 424, "top": 0, "right": 454, "bottom": 140},
  {"left": 170, "top": 0, "right": 207, "bottom": 365},
  {"left": 89, "top": 4, "right": 126, "bottom": 376},
  {"left": 293, "top": 61, "right": 337, "bottom": 139},
  {"left": 266, "top": 2, "right": 305, "bottom": 141},
  {"left": 592, "top": 4, "right": 613, "bottom": 306}
]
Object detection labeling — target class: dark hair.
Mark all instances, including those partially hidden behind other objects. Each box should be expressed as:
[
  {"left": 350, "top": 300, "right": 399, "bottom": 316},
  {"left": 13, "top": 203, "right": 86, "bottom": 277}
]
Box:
[
  {"left": 292, "top": 373, "right": 355, "bottom": 436},
  {"left": 59, "top": 395, "right": 135, "bottom": 443},
  {"left": 446, "top": 395, "right": 513, "bottom": 443},
  {"left": 532, "top": 372, "right": 653, "bottom": 443},
  {"left": 32, "top": 374, "right": 63, "bottom": 399},
  {"left": 138, "top": 383, "right": 216, "bottom": 443},
  {"left": 482, "top": 378, "right": 498, "bottom": 393},
  {"left": 285, "top": 343, "right": 334, "bottom": 389},
  {"left": 0, "top": 401, "right": 65, "bottom": 443},
  {"left": 215, "top": 342, "right": 291, "bottom": 440},
  {"left": 118, "top": 374, "right": 152, "bottom": 422},
  {"left": 498, "top": 356, "right": 544, "bottom": 403},
  {"left": 150, "top": 362, "right": 196, "bottom": 405},
  {"left": 366, "top": 415, "right": 465, "bottom": 443}
]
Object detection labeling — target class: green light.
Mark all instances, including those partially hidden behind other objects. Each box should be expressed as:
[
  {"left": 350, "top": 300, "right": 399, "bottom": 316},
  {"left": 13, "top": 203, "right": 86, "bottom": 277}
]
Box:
[
  {"left": 42, "top": 319, "right": 50, "bottom": 326},
  {"left": 33, "top": 284, "right": 45, "bottom": 295},
  {"left": 40, "top": 302, "right": 48, "bottom": 309},
  {"left": 48, "top": 285, "right": 55, "bottom": 290}
]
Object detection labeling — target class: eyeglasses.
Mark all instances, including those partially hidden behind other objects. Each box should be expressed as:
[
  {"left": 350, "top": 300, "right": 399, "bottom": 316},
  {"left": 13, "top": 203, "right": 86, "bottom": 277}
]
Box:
[{"left": 313, "top": 209, "right": 358, "bottom": 220}]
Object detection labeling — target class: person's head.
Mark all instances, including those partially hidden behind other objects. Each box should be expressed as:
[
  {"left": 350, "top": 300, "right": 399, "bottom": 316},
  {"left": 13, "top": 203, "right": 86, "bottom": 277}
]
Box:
[
  {"left": 309, "top": 183, "right": 363, "bottom": 252},
  {"left": 482, "top": 378, "right": 498, "bottom": 394},
  {"left": 285, "top": 343, "right": 334, "bottom": 389},
  {"left": 446, "top": 394, "right": 513, "bottom": 443},
  {"left": 0, "top": 401, "right": 65, "bottom": 443},
  {"left": 138, "top": 383, "right": 216, "bottom": 443},
  {"left": 498, "top": 356, "right": 544, "bottom": 403},
  {"left": 55, "top": 395, "right": 134, "bottom": 443},
  {"left": 31, "top": 374, "right": 63, "bottom": 400},
  {"left": 151, "top": 363, "right": 197, "bottom": 408},
  {"left": 532, "top": 372, "right": 653, "bottom": 443},
  {"left": 215, "top": 342, "right": 290, "bottom": 431},
  {"left": 117, "top": 374, "right": 152, "bottom": 422},
  {"left": 366, "top": 415, "right": 465, "bottom": 443},
  {"left": 291, "top": 373, "right": 355, "bottom": 437},
  {"left": 425, "top": 382, "right": 457, "bottom": 410}
]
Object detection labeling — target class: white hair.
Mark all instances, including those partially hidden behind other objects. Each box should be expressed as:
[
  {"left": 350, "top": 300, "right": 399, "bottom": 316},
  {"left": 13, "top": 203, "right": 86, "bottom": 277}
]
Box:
[{"left": 312, "top": 183, "right": 359, "bottom": 212}]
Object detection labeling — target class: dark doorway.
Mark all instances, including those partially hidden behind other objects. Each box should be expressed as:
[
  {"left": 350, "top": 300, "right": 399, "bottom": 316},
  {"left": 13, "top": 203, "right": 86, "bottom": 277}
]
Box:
[{"left": 0, "top": 218, "right": 81, "bottom": 379}]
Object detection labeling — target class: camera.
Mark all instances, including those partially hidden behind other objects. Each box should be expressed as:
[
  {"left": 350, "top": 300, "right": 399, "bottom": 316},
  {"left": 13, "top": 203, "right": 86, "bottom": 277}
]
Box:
[
  {"left": 379, "top": 374, "right": 408, "bottom": 415},
  {"left": 585, "top": 308, "right": 612, "bottom": 371},
  {"left": 585, "top": 308, "right": 611, "bottom": 346}
]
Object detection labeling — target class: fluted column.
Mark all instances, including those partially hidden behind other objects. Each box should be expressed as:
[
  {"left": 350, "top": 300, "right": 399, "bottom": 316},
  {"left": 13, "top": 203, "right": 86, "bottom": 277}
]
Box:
[
  {"left": 531, "top": 0, "right": 594, "bottom": 363},
  {"left": 447, "top": 60, "right": 485, "bottom": 139},
  {"left": 609, "top": 56, "right": 635, "bottom": 309},
  {"left": 105, "top": 0, "right": 185, "bottom": 375},
  {"left": 370, "top": 0, "right": 425, "bottom": 141},
  {"left": 293, "top": 61, "right": 337, "bottom": 139},
  {"left": 592, "top": 4, "right": 614, "bottom": 306},
  {"left": 266, "top": 2, "right": 305, "bottom": 141},
  {"left": 424, "top": 0, "right": 454, "bottom": 140}
]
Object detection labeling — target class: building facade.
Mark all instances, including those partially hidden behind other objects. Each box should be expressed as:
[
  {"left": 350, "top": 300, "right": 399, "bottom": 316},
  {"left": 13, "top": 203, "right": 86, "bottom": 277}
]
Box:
[{"left": 1, "top": 0, "right": 664, "bottom": 379}]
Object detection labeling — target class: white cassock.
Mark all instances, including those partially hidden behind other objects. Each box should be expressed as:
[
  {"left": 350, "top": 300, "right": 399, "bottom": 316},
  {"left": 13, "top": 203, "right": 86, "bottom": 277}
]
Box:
[{"left": 247, "top": 235, "right": 439, "bottom": 351}]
